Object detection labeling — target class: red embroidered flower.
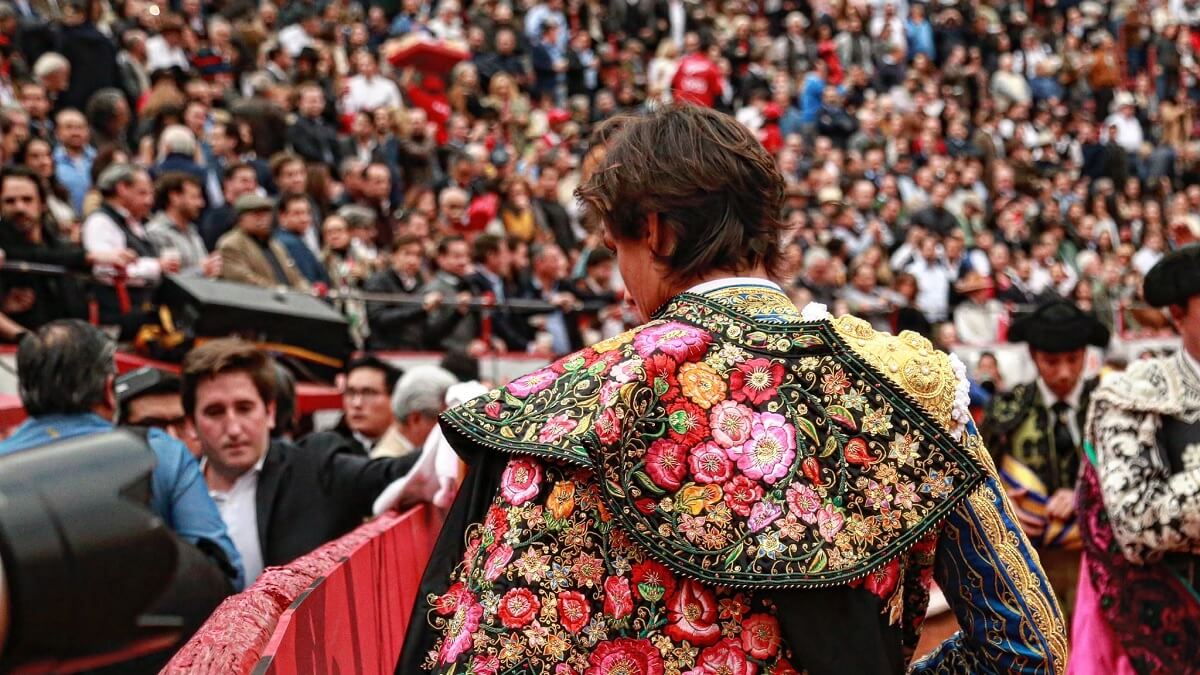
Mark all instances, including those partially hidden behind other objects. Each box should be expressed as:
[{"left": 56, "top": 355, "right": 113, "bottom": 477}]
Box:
[
  {"left": 603, "top": 575, "right": 633, "bottom": 620},
  {"left": 498, "top": 587, "right": 541, "bottom": 628},
  {"left": 585, "top": 638, "right": 666, "bottom": 675},
  {"left": 665, "top": 579, "right": 721, "bottom": 646},
  {"left": 434, "top": 581, "right": 469, "bottom": 615},
  {"left": 483, "top": 543, "right": 513, "bottom": 581},
  {"left": 688, "top": 442, "right": 734, "bottom": 484},
  {"left": 646, "top": 353, "right": 681, "bottom": 401},
  {"left": 741, "top": 613, "right": 782, "bottom": 659},
  {"left": 729, "top": 358, "right": 784, "bottom": 406},
  {"left": 686, "top": 638, "right": 757, "bottom": 675},
  {"left": 645, "top": 438, "right": 688, "bottom": 491},
  {"left": 631, "top": 559, "right": 677, "bottom": 603},
  {"left": 500, "top": 457, "right": 542, "bottom": 506},
  {"left": 558, "top": 590, "right": 592, "bottom": 632},
  {"left": 483, "top": 505, "right": 509, "bottom": 541},
  {"left": 595, "top": 407, "right": 623, "bottom": 445},
  {"left": 855, "top": 558, "right": 900, "bottom": 600},
  {"left": 771, "top": 660, "right": 801, "bottom": 675},
  {"left": 484, "top": 401, "right": 502, "bottom": 419},
  {"left": 572, "top": 552, "right": 605, "bottom": 588},
  {"left": 722, "top": 475, "right": 764, "bottom": 517},
  {"left": 666, "top": 399, "right": 710, "bottom": 448}
]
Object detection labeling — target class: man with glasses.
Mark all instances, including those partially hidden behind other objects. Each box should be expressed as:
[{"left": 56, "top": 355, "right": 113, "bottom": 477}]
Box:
[
  {"left": 333, "top": 354, "right": 403, "bottom": 455},
  {"left": 116, "top": 366, "right": 199, "bottom": 457}
]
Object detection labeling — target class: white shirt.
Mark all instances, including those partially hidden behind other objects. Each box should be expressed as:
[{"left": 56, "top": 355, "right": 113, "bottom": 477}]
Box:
[
  {"left": 278, "top": 24, "right": 314, "bottom": 56},
  {"left": 1103, "top": 112, "right": 1145, "bottom": 154},
  {"left": 82, "top": 207, "right": 162, "bottom": 286},
  {"left": 687, "top": 276, "right": 783, "bottom": 295},
  {"left": 342, "top": 75, "right": 403, "bottom": 114},
  {"left": 205, "top": 454, "right": 267, "bottom": 583},
  {"left": 1037, "top": 376, "right": 1084, "bottom": 447},
  {"left": 145, "top": 35, "right": 190, "bottom": 72}
]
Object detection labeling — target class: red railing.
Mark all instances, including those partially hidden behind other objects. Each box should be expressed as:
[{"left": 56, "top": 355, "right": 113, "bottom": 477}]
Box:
[{"left": 163, "top": 505, "right": 443, "bottom": 675}]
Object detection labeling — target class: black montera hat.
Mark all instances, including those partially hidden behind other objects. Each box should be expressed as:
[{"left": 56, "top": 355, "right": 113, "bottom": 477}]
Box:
[
  {"left": 1008, "top": 298, "right": 1110, "bottom": 353},
  {"left": 1143, "top": 244, "right": 1200, "bottom": 308}
]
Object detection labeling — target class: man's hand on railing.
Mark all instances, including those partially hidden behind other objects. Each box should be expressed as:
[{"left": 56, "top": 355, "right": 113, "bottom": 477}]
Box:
[
  {"left": 158, "top": 254, "right": 183, "bottom": 275},
  {"left": 200, "top": 253, "right": 222, "bottom": 278},
  {"left": 85, "top": 248, "right": 138, "bottom": 270}
]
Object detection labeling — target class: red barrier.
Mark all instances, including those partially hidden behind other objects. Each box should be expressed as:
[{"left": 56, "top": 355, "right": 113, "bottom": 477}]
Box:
[{"left": 163, "top": 505, "right": 442, "bottom": 675}]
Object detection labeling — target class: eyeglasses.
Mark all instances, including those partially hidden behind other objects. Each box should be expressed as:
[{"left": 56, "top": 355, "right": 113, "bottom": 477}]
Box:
[
  {"left": 133, "top": 415, "right": 188, "bottom": 431},
  {"left": 344, "top": 388, "right": 386, "bottom": 402}
]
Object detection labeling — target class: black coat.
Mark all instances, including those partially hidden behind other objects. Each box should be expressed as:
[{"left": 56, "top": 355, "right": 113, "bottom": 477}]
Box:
[
  {"left": 255, "top": 433, "right": 416, "bottom": 569},
  {"left": 365, "top": 268, "right": 428, "bottom": 351},
  {"left": 55, "top": 22, "right": 121, "bottom": 113},
  {"left": 287, "top": 115, "right": 342, "bottom": 166},
  {"left": 0, "top": 218, "right": 90, "bottom": 330}
]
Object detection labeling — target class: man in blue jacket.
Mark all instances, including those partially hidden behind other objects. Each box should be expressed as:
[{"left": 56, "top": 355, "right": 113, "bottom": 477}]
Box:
[{"left": 0, "top": 319, "right": 245, "bottom": 590}]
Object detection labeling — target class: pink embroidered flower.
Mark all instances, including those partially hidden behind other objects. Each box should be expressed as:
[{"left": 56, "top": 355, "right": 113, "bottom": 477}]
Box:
[
  {"left": 500, "top": 458, "right": 542, "bottom": 506},
  {"left": 709, "top": 400, "right": 754, "bottom": 449},
  {"left": 685, "top": 638, "right": 757, "bottom": 675},
  {"left": 595, "top": 407, "right": 623, "bottom": 445},
  {"left": 437, "top": 586, "right": 482, "bottom": 663},
  {"left": 727, "top": 412, "right": 796, "bottom": 484},
  {"left": 747, "top": 500, "right": 783, "bottom": 532},
  {"left": 688, "top": 442, "right": 734, "bottom": 484},
  {"left": 645, "top": 438, "right": 688, "bottom": 491},
  {"left": 785, "top": 483, "right": 822, "bottom": 524},
  {"left": 538, "top": 413, "right": 578, "bottom": 444},
  {"left": 507, "top": 367, "right": 558, "bottom": 398},
  {"left": 610, "top": 357, "right": 644, "bottom": 383},
  {"left": 816, "top": 504, "right": 845, "bottom": 542},
  {"left": 483, "top": 543, "right": 513, "bottom": 581},
  {"left": 634, "top": 321, "right": 712, "bottom": 363},
  {"left": 472, "top": 654, "right": 500, "bottom": 675},
  {"left": 722, "top": 475, "right": 763, "bottom": 516},
  {"left": 599, "top": 380, "right": 625, "bottom": 407},
  {"left": 729, "top": 358, "right": 784, "bottom": 406}
]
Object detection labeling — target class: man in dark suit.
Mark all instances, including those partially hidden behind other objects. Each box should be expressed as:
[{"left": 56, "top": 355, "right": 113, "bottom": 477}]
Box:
[
  {"left": 183, "top": 338, "right": 419, "bottom": 583},
  {"left": 286, "top": 83, "right": 340, "bottom": 167},
  {"left": 466, "top": 233, "right": 528, "bottom": 351},
  {"left": 532, "top": 164, "right": 576, "bottom": 251},
  {"left": 365, "top": 234, "right": 430, "bottom": 351}
]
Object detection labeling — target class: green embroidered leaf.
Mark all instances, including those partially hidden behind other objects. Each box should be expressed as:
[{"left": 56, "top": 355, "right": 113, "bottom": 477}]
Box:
[
  {"left": 793, "top": 334, "right": 824, "bottom": 349},
  {"left": 723, "top": 542, "right": 745, "bottom": 569},
  {"left": 654, "top": 377, "right": 669, "bottom": 398},
  {"left": 606, "top": 478, "right": 626, "bottom": 498},
  {"left": 564, "top": 356, "right": 586, "bottom": 371},
  {"left": 587, "top": 361, "right": 607, "bottom": 375},
  {"left": 827, "top": 405, "right": 857, "bottom": 430},
  {"left": 820, "top": 435, "right": 839, "bottom": 458},
  {"left": 503, "top": 391, "right": 524, "bottom": 407},
  {"left": 796, "top": 417, "right": 820, "bottom": 446},
  {"left": 668, "top": 410, "right": 692, "bottom": 434},
  {"left": 807, "top": 549, "right": 828, "bottom": 573},
  {"left": 499, "top": 425, "right": 516, "bottom": 439},
  {"left": 633, "top": 471, "right": 665, "bottom": 495}
]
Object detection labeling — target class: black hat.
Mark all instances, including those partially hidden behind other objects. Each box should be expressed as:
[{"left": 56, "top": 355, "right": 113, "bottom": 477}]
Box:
[
  {"left": 1143, "top": 244, "right": 1200, "bottom": 308},
  {"left": 1008, "top": 299, "right": 1110, "bottom": 353},
  {"left": 115, "top": 367, "right": 181, "bottom": 417}
]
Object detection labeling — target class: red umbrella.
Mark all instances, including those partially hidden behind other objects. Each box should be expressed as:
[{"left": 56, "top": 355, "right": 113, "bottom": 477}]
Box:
[{"left": 385, "top": 37, "right": 469, "bottom": 74}]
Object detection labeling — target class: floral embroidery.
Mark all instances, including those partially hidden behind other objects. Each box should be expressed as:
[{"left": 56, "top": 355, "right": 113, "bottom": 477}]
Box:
[
  {"left": 500, "top": 457, "right": 542, "bottom": 506},
  {"left": 438, "top": 288, "right": 985, "bottom": 591}
]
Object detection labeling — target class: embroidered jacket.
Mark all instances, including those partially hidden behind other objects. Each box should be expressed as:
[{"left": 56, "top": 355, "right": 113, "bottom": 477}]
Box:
[
  {"left": 400, "top": 285, "right": 1066, "bottom": 675},
  {"left": 1078, "top": 350, "right": 1200, "bottom": 672}
]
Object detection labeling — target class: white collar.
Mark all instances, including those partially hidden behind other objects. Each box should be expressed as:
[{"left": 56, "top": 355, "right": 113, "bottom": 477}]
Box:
[
  {"left": 201, "top": 449, "right": 267, "bottom": 488},
  {"left": 1036, "top": 375, "right": 1084, "bottom": 411},
  {"left": 1182, "top": 347, "right": 1200, "bottom": 381},
  {"left": 686, "top": 276, "right": 783, "bottom": 295}
]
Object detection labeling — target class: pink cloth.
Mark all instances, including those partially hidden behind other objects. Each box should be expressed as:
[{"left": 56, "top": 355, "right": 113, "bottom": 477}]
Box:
[{"left": 1067, "top": 551, "right": 1137, "bottom": 675}]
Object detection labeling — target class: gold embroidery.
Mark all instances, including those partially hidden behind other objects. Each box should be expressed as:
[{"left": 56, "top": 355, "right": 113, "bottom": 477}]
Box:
[
  {"left": 831, "top": 315, "right": 958, "bottom": 435},
  {"left": 964, "top": 433, "right": 1069, "bottom": 673},
  {"left": 703, "top": 287, "right": 803, "bottom": 319}
]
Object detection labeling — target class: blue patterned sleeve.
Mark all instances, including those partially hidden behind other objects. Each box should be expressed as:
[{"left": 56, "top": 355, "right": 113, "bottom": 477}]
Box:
[{"left": 909, "top": 430, "right": 1068, "bottom": 675}]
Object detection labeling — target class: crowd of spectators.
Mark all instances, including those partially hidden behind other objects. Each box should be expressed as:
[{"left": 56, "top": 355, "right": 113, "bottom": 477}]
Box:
[{"left": 0, "top": 0, "right": 1193, "bottom": 379}]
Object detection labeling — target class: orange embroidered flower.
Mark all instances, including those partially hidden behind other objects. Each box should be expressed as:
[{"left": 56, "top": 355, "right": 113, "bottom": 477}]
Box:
[
  {"left": 676, "top": 483, "right": 723, "bottom": 515},
  {"left": 679, "top": 362, "right": 727, "bottom": 409},
  {"left": 547, "top": 480, "right": 577, "bottom": 520}
]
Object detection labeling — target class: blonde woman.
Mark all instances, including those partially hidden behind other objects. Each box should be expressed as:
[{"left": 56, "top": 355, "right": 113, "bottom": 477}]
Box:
[
  {"left": 482, "top": 72, "right": 530, "bottom": 151},
  {"left": 647, "top": 39, "right": 680, "bottom": 101}
]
